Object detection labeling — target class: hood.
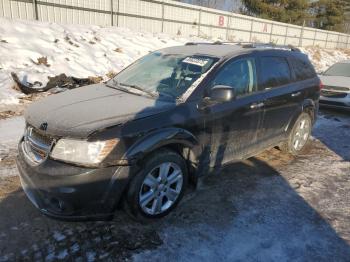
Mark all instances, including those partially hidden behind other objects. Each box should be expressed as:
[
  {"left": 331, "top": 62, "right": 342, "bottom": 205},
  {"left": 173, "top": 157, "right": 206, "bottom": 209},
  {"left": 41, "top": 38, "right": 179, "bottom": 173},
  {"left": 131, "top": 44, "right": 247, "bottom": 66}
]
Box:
[
  {"left": 319, "top": 75, "right": 350, "bottom": 89},
  {"left": 25, "top": 83, "right": 175, "bottom": 138}
]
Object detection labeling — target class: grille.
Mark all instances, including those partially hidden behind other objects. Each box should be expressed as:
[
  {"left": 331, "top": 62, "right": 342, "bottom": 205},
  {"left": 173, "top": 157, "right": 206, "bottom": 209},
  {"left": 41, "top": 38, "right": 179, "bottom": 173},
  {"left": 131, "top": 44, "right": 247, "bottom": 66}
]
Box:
[
  {"left": 22, "top": 126, "right": 53, "bottom": 165},
  {"left": 321, "top": 90, "right": 348, "bottom": 98}
]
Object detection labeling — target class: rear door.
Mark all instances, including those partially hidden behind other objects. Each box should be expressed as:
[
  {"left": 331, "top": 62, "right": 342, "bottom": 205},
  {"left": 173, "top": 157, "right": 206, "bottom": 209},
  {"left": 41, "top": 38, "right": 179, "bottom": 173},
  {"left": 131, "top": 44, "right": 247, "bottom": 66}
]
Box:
[
  {"left": 289, "top": 55, "right": 319, "bottom": 105},
  {"left": 257, "top": 55, "right": 301, "bottom": 145}
]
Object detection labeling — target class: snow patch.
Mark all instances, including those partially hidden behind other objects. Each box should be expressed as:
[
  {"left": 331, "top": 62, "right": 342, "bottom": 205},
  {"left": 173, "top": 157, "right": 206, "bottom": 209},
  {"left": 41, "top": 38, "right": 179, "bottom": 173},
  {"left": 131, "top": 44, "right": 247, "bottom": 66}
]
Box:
[
  {"left": 0, "top": 17, "right": 194, "bottom": 106},
  {"left": 53, "top": 231, "right": 66, "bottom": 242}
]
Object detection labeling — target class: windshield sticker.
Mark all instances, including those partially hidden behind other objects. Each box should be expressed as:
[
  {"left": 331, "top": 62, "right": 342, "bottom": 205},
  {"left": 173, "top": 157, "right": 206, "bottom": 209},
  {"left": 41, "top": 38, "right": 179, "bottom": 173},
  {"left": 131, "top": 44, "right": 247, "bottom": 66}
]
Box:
[{"left": 183, "top": 57, "right": 209, "bottom": 67}]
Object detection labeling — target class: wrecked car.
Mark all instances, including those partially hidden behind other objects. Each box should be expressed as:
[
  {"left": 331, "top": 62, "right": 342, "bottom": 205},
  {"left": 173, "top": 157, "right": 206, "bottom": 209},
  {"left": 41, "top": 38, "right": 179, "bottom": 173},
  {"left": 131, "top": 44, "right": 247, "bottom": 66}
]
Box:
[{"left": 16, "top": 43, "right": 320, "bottom": 221}]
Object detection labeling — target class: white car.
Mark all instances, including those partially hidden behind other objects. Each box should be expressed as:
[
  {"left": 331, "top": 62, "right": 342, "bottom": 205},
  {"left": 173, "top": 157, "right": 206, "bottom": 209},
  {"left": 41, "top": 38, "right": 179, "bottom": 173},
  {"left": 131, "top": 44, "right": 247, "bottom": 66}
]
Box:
[{"left": 319, "top": 60, "right": 350, "bottom": 109}]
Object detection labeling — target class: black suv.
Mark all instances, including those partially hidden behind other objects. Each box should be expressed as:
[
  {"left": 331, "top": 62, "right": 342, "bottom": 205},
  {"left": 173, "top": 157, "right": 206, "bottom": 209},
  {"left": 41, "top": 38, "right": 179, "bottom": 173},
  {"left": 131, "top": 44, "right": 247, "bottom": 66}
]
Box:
[{"left": 17, "top": 43, "right": 320, "bottom": 221}]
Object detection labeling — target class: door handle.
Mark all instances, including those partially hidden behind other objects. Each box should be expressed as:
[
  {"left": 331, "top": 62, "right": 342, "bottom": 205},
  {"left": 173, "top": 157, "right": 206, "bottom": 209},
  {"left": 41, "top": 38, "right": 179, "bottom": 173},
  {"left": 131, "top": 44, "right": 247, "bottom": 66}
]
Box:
[
  {"left": 291, "top": 91, "right": 301, "bottom": 97},
  {"left": 250, "top": 102, "right": 264, "bottom": 109}
]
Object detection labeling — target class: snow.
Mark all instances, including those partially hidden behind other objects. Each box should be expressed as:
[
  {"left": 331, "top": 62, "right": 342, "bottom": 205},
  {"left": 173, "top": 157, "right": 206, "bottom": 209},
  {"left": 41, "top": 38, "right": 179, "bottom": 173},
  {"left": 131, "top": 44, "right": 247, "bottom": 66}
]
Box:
[
  {"left": 0, "top": 116, "right": 24, "bottom": 144},
  {"left": 52, "top": 231, "right": 66, "bottom": 242},
  {"left": 301, "top": 47, "right": 350, "bottom": 73},
  {"left": 0, "top": 17, "right": 195, "bottom": 109},
  {"left": 0, "top": 116, "right": 24, "bottom": 177},
  {"left": 1, "top": 17, "right": 350, "bottom": 109},
  {"left": 56, "top": 249, "right": 68, "bottom": 260},
  {"left": 0, "top": 116, "right": 24, "bottom": 162}
]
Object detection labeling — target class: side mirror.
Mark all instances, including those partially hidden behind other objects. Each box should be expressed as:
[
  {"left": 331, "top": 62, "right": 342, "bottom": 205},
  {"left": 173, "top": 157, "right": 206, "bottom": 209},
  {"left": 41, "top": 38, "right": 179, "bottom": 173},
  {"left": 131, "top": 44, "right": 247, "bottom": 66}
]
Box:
[{"left": 209, "top": 85, "right": 235, "bottom": 103}]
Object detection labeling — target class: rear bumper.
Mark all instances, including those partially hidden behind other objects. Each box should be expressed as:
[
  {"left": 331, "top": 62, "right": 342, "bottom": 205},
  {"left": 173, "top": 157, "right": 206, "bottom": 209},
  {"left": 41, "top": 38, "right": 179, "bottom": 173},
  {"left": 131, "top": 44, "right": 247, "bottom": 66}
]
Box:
[{"left": 16, "top": 142, "right": 133, "bottom": 221}]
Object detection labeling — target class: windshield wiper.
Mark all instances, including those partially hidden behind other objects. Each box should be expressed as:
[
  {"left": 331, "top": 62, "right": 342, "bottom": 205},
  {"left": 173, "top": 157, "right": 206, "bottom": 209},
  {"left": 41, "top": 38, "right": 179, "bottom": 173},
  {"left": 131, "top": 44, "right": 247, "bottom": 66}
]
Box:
[
  {"left": 107, "top": 80, "right": 156, "bottom": 98},
  {"left": 118, "top": 83, "right": 158, "bottom": 98},
  {"left": 106, "top": 81, "right": 139, "bottom": 96},
  {"left": 108, "top": 80, "right": 175, "bottom": 100}
]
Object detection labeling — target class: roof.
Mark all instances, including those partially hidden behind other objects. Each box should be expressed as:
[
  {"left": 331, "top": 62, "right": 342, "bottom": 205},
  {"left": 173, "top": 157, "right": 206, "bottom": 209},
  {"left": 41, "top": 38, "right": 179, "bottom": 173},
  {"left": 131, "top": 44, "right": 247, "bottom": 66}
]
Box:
[
  {"left": 159, "top": 44, "right": 245, "bottom": 58},
  {"left": 159, "top": 43, "right": 300, "bottom": 59}
]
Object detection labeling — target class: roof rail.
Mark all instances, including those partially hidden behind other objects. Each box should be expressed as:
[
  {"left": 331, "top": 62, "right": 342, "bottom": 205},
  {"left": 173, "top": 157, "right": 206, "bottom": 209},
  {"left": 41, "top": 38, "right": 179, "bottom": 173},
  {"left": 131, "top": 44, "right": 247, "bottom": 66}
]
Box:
[
  {"left": 240, "top": 43, "right": 301, "bottom": 52},
  {"left": 184, "top": 41, "right": 300, "bottom": 52},
  {"left": 185, "top": 41, "right": 223, "bottom": 45}
]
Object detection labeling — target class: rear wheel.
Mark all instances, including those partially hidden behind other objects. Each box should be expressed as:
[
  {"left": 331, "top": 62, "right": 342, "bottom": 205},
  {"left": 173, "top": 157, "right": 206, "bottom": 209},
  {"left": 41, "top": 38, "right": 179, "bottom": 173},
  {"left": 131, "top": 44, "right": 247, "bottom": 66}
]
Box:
[
  {"left": 124, "top": 149, "right": 188, "bottom": 222},
  {"left": 280, "top": 112, "right": 312, "bottom": 156}
]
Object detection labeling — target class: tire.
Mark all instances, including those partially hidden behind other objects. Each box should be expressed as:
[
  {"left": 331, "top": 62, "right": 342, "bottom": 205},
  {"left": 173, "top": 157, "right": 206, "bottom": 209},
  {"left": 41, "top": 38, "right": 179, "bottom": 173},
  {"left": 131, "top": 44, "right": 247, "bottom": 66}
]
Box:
[
  {"left": 124, "top": 149, "right": 188, "bottom": 222},
  {"left": 280, "top": 112, "right": 312, "bottom": 156}
]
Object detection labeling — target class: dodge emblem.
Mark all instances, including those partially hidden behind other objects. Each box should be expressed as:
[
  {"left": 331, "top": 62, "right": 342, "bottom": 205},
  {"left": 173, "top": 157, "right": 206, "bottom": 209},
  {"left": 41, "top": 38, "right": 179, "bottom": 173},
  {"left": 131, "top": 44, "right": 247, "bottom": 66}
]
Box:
[{"left": 39, "top": 122, "right": 48, "bottom": 131}]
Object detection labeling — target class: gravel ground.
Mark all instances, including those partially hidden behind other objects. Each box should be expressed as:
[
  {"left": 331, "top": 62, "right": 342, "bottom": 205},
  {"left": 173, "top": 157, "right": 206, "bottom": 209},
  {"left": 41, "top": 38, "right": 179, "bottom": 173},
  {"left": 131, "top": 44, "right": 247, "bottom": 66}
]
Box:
[{"left": 0, "top": 108, "right": 349, "bottom": 261}]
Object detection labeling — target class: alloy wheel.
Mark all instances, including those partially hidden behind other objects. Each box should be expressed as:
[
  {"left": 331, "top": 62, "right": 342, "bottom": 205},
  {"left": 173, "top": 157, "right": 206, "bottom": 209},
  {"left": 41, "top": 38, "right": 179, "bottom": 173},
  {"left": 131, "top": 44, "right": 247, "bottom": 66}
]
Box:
[
  {"left": 292, "top": 116, "right": 311, "bottom": 151},
  {"left": 138, "top": 162, "right": 183, "bottom": 216}
]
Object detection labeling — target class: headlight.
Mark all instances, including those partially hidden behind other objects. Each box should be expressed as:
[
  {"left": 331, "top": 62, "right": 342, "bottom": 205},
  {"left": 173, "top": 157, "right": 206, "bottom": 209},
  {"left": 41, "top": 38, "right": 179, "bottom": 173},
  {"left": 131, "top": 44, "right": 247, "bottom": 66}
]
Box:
[{"left": 50, "top": 138, "right": 118, "bottom": 165}]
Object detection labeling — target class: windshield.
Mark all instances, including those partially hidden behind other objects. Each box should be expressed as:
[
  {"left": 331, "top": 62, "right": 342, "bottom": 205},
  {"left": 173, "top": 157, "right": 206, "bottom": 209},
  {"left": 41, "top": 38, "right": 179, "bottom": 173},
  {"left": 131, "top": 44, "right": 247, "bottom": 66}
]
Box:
[
  {"left": 110, "top": 52, "right": 216, "bottom": 100},
  {"left": 324, "top": 63, "right": 350, "bottom": 77}
]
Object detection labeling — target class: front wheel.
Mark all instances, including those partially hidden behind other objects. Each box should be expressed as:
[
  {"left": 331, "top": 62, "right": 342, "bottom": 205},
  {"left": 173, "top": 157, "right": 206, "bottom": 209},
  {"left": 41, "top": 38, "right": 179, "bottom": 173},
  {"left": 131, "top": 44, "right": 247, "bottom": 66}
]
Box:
[
  {"left": 280, "top": 112, "right": 312, "bottom": 156},
  {"left": 124, "top": 149, "right": 188, "bottom": 222}
]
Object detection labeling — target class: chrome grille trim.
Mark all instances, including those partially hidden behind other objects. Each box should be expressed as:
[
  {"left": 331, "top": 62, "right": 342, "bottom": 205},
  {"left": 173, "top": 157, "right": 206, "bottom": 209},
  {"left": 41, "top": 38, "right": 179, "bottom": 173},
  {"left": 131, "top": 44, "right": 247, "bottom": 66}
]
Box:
[
  {"left": 27, "top": 135, "right": 51, "bottom": 152},
  {"left": 323, "top": 86, "right": 350, "bottom": 92},
  {"left": 22, "top": 126, "right": 53, "bottom": 165},
  {"left": 321, "top": 90, "right": 348, "bottom": 98}
]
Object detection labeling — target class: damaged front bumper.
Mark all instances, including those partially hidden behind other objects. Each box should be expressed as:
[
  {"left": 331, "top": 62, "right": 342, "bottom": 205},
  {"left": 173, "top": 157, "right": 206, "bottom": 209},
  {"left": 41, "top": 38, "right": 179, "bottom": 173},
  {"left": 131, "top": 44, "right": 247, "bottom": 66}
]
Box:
[{"left": 16, "top": 142, "right": 132, "bottom": 221}]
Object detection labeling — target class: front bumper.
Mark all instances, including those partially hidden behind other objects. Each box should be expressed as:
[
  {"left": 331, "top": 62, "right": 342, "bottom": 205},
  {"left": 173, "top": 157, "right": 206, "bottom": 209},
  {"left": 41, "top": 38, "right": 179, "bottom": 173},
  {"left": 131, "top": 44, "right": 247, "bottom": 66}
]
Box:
[
  {"left": 16, "top": 142, "right": 132, "bottom": 221},
  {"left": 320, "top": 93, "right": 350, "bottom": 109}
]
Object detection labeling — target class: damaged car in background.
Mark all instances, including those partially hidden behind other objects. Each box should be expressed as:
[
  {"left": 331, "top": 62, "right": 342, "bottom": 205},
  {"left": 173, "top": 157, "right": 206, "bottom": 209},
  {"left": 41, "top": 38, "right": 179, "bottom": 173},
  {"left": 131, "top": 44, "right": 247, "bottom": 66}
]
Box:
[{"left": 16, "top": 43, "right": 321, "bottom": 221}]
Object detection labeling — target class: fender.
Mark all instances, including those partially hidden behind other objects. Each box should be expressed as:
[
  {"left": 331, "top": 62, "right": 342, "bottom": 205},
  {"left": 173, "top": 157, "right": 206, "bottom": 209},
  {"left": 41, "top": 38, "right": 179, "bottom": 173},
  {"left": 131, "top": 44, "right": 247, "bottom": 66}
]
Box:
[{"left": 125, "top": 127, "right": 200, "bottom": 163}]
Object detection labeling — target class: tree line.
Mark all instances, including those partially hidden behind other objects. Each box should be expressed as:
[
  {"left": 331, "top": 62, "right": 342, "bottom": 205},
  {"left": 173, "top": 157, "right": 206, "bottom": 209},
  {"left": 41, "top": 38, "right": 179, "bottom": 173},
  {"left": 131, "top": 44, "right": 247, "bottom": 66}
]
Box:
[
  {"left": 241, "top": 0, "right": 350, "bottom": 33},
  {"left": 177, "top": 0, "right": 350, "bottom": 33}
]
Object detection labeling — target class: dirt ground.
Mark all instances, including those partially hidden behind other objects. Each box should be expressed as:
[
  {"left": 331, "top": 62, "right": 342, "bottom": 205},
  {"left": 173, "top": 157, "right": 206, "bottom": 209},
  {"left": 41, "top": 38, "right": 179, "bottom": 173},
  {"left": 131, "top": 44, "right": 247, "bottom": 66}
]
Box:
[{"left": 0, "top": 108, "right": 349, "bottom": 261}]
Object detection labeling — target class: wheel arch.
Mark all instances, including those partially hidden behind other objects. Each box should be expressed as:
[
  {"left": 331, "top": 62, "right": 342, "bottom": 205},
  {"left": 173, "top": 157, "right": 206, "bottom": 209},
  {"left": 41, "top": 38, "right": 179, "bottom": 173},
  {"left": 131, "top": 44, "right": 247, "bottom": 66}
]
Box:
[
  {"left": 302, "top": 99, "right": 317, "bottom": 124},
  {"left": 285, "top": 99, "right": 316, "bottom": 135},
  {"left": 125, "top": 128, "right": 199, "bottom": 160},
  {"left": 125, "top": 128, "right": 200, "bottom": 183}
]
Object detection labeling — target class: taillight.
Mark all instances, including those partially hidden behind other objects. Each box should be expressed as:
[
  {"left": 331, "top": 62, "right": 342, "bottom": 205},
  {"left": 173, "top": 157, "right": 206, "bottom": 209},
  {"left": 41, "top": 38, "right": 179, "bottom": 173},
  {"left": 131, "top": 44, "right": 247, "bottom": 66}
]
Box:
[{"left": 319, "top": 80, "right": 324, "bottom": 90}]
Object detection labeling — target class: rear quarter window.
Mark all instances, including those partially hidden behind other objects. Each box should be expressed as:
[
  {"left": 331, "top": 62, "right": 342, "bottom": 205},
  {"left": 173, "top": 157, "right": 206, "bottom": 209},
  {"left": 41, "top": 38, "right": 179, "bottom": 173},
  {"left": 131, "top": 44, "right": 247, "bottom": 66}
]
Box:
[
  {"left": 260, "top": 56, "right": 291, "bottom": 89},
  {"left": 291, "top": 56, "right": 316, "bottom": 81}
]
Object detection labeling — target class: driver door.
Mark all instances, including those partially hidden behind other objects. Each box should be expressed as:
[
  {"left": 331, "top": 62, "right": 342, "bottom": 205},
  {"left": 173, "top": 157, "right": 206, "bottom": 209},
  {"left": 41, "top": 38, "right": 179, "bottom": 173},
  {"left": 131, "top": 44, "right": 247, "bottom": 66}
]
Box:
[{"left": 201, "top": 57, "right": 264, "bottom": 167}]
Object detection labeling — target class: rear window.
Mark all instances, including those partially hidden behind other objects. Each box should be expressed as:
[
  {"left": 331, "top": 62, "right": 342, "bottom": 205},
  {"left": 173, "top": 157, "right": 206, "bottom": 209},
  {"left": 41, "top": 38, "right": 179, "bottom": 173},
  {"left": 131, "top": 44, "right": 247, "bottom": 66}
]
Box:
[
  {"left": 260, "top": 57, "right": 291, "bottom": 89},
  {"left": 291, "top": 57, "right": 316, "bottom": 81}
]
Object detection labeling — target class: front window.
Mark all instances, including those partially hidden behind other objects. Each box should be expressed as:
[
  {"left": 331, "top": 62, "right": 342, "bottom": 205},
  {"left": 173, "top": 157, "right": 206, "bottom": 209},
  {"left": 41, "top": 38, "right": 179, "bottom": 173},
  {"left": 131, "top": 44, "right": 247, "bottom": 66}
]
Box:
[
  {"left": 109, "top": 52, "right": 216, "bottom": 100},
  {"left": 324, "top": 63, "right": 350, "bottom": 77},
  {"left": 210, "top": 58, "right": 257, "bottom": 97}
]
